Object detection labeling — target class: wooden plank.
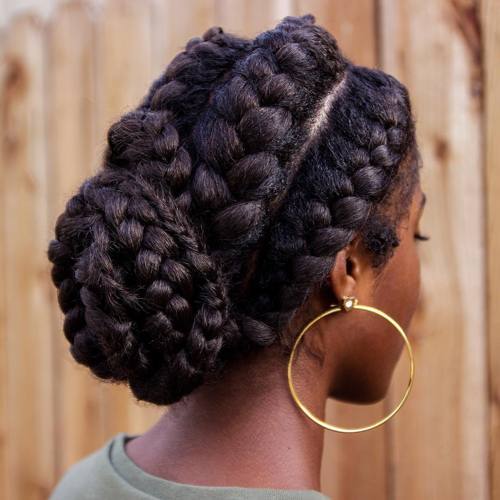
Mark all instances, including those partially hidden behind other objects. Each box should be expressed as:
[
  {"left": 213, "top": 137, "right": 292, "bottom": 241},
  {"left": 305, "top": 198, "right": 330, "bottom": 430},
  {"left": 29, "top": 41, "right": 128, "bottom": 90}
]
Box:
[
  {"left": 127, "top": 0, "right": 225, "bottom": 434},
  {"left": 45, "top": 0, "right": 108, "bottom": 474},
  {"left": 0, "top": 20, "right": 8, "bottom": 500},
  {"left": 127, "top": 0, "right": 235, "bottom": 436},
  {"left": 483, "top": 1, "right": 500, "bottom": 498},
  {"left": 0, "top": 12, "right": 56, "bottom": 500},
  {"left": 93, "top": 0, "right": 158, "bottom": 438},
  {"left": 294, "top": 2, "right": 387, "bottom": 499},
  {"left": 380, "top": 1, "right": 488, "bottom": 499}
]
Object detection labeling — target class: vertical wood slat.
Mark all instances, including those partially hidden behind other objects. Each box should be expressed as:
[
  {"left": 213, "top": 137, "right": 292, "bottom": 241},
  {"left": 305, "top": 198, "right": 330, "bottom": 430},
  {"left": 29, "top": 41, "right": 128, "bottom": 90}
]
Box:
[
  {"left": 0, "top": 20, "right": 8, "bottom": 500},
  {"left": 294, "top": 2, "right": 388, "bottom": 499},
  {"left": 130, "top": 0, "right": 226, "bottom": 433},
  {"left": 45, "top": 0, "right": 107, "bottom": 473},
  {"left": 483, "top": 0, "right": 500, "bottom": 498},
  {"left": 126, "top": 0, "right": 220, "bottom": 435},
  {"left": 0, "top": 13, "right": 55, "bottom": 500},
  {"left": 380, "top": 1, "right": 488, "bottom": 499},
  {"left": 92, "top": 0, "right": 158, "bottom": 437}
]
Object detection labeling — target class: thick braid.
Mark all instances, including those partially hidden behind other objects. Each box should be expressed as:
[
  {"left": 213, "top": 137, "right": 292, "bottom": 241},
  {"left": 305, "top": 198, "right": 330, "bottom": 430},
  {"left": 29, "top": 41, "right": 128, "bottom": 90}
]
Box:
[
  {"left": 242, "top": 64, "right": 418, "bottom": 333},
  {"left": 105, "top": 26, "right": 253, "bottom": 210},
  {"left": 187, "top": 15, "right": 349, "bottom": 322},
  {"left": 190, "top": 15, "right": 347, "bottom": 245},
  {"left": 47, "top": 27, "right": 255, "bottom": 405}
]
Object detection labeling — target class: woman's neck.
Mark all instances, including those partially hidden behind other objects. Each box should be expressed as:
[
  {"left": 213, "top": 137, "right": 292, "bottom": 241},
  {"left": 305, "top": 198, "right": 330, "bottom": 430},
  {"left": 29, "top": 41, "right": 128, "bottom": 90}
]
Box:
[{"left": 125, "top": 344, "right": 330, "bottom": 491}]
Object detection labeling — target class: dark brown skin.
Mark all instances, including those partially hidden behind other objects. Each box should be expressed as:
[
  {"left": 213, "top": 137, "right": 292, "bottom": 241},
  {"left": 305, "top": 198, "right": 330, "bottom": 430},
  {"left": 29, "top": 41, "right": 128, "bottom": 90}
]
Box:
[{"left": 125, "top": 182, "right": 426, "bottom": 491}]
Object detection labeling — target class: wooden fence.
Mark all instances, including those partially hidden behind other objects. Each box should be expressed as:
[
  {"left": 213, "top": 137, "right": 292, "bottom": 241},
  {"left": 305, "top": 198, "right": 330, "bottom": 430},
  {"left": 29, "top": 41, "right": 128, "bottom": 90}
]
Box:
[{"left": 0, "top": 1, "right": 498, "bottom": 499}]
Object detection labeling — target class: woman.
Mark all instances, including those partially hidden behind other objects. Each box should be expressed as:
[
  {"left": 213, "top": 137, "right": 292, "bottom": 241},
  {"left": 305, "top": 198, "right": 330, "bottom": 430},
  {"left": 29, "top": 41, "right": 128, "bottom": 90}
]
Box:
[{"left": 48, "top": 13, "right": 427, "bottom": 499}]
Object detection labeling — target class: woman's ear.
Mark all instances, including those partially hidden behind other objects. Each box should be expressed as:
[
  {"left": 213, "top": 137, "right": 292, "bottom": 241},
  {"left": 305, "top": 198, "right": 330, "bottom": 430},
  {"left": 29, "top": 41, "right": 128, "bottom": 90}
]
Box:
[
  {"left": 330, "top": 238, "right": 375, "bottom": 305},
  {"left": 330, "top": 234, "right": 366, "bottom": 302},
  {"left": 329, "top": 248, "right": 356, "bottom": 303}
]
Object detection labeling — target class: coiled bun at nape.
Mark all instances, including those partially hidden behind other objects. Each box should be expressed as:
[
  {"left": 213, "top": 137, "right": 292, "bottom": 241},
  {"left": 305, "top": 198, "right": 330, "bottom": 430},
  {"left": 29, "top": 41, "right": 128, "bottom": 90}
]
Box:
[
  {"left": 47, "top": 14, "right": 354, "bottom": 405},
  {"left": 47, "top": 23, "right": 257, "bottom": 405}
]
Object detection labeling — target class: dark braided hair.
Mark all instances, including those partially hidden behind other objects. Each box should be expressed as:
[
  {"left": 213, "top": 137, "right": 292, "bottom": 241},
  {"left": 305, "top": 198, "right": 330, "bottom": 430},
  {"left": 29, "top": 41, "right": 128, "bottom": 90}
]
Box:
[{"left": 47, "top": 14, "right": 419, "bottom": 406}]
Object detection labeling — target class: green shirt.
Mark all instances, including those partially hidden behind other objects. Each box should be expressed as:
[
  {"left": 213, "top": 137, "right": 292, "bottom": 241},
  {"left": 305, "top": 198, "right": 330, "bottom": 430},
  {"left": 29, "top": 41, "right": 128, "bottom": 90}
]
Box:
[{"left": 49, "top": 432, "right": 331, "bottom": 499}]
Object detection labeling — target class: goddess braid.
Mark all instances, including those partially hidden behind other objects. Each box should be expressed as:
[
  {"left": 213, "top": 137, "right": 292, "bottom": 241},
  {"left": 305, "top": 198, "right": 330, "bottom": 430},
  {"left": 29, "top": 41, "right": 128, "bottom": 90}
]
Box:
[
  {"left": 242, "top": 65, "right": 418, "bottom": 336},
  {"left": 185, "top": 15, "right": 350, "bottom": 342},
  {"left": 189, "top": 14, "right": 347, "bottom": 261}
]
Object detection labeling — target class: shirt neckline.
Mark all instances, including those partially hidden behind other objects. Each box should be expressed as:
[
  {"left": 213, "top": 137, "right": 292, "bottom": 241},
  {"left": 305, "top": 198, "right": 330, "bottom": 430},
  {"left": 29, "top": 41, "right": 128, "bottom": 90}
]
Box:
[{"left": 109, "top": 432, "right": 330, "bottom": 500}]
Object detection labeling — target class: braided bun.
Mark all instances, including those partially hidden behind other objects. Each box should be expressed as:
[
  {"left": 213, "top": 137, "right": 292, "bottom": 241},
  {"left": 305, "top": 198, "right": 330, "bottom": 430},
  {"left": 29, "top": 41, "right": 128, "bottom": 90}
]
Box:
[
  {"left": 48, "top": 25, "right": 253, "bottom": 405},
  {"left": 47, "top": 15, "right": 418, "bottom": 405}
]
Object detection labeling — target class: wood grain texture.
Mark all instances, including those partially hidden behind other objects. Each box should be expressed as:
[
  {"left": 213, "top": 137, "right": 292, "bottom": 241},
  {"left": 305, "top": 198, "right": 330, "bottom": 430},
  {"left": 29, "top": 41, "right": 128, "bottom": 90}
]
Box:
[
  {"left": 91, "top": 0, "right": 156, "bottom": 438},
  {"left": 482, "top": 1, "right": 500, "bottom": 498},
  {"left": 0, "top": 13, "right": 56, "bottom": 499},
  {"left": 294, "top": 3, "right": 390, "bottom": 499},
  {"left": 380, "top": 0, "right": 488, "bottom": 499},
  {"left": 0, "top": 19, "right": 8, "bottom": 500},
  {"left": 45, "top": 0, "right": 107, "bottom": 473}
]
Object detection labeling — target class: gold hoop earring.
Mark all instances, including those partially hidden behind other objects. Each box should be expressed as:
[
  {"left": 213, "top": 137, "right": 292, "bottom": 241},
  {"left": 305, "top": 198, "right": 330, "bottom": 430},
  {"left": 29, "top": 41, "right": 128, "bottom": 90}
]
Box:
[{"left": 287, "top": 296, "right": 415, "bottom": 433}]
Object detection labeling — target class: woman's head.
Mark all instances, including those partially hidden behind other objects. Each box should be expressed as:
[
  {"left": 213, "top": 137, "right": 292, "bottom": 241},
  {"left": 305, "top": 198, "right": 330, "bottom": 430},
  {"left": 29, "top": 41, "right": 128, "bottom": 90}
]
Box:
[{"left": 47, "top": 14, "right": 424, "bottom": 407}]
